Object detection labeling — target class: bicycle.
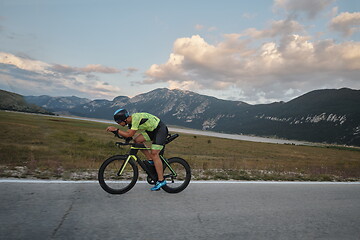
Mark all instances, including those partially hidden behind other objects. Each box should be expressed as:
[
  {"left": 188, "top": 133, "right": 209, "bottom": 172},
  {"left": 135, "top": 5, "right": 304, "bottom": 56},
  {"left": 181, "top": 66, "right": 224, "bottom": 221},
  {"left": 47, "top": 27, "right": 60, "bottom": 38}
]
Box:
[{"left": 98, "top": 132, "right": 191, "bottom": 194}]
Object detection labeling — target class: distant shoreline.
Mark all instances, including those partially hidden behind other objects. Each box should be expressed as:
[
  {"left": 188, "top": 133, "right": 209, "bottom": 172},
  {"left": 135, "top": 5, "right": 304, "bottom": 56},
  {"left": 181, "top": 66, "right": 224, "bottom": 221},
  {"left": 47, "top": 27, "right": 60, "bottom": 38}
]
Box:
[
  {"left": 54, "top": 114, "right": 310, "bottom": 145},
  {"left": 3, "top": 110, "right": 313, "bottom": 145}
]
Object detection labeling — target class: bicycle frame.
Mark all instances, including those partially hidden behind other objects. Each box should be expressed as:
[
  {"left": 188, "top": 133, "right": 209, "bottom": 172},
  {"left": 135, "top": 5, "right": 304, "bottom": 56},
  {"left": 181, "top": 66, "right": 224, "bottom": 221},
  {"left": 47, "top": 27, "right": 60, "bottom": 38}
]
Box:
[{"left": 118, "top": 144, "right": 177, "bottom": 180}]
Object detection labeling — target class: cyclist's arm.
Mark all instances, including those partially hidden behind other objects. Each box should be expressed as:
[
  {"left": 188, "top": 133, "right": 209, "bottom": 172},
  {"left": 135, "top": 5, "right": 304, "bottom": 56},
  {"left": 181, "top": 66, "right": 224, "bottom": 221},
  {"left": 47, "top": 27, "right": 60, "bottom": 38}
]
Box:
[
  {"left": 106, "top": 126, "right": 136, "bottom": 138},
  {"left": 117, "top": 128, "right": 136, "bottom": 138}
]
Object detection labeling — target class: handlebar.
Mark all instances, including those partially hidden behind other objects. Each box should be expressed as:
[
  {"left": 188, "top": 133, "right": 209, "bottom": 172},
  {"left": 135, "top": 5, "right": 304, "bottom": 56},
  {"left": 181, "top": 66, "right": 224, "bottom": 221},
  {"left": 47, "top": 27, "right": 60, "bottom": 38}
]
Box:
[
  {"left": 111, "top": 130, "right": 179, "bottom": 146},
  {"left": 111, "top": 130, "right": 133, "bottom": 143}
]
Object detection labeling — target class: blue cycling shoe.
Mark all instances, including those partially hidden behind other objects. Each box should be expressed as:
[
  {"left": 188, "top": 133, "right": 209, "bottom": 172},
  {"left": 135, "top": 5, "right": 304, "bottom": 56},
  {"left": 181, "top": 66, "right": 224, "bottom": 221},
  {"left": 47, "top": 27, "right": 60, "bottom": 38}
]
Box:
[{"left": 151, "top": 180, "right": 167, "bottom": 191}]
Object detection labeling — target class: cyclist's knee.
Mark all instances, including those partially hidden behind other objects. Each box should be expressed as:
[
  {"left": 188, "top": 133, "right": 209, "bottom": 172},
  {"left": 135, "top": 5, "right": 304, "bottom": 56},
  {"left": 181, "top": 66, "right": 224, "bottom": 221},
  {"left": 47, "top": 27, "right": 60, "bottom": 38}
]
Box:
[
  {"left": 150, "top": 150, "right": 160, "bottom": 158},
  {"left": 134, "top": 135, "right": 145, "bottom": 144}
]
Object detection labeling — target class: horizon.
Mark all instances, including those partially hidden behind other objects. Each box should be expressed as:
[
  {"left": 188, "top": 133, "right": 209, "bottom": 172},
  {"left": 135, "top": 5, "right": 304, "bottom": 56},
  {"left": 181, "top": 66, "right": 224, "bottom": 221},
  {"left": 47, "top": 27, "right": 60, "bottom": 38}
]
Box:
[
  {"left": 3, "top": 86, "right": 358, "bottom": 105},
  {"left": 0, "top": 0, "right": 359, "bottom": 104}
]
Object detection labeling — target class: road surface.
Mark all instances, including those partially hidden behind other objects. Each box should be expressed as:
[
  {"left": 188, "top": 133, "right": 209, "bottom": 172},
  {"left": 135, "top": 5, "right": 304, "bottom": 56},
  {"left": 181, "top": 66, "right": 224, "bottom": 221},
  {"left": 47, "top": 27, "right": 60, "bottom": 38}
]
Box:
[{"left": 1, "top": 180, "right": 359, "bottom": 240}]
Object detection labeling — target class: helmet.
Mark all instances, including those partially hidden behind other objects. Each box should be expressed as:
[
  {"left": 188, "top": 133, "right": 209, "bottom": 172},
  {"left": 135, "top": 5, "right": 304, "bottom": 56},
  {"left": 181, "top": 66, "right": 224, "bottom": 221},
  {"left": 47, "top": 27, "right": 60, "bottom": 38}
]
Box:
[{"left": 113, "top": 108, "right": 129, "bottom": 123}]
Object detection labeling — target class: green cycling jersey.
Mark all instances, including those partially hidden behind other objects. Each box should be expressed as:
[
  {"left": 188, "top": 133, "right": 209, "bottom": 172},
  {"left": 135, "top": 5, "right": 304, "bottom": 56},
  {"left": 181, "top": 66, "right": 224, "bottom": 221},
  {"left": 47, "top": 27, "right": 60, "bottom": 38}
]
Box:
[{"left": 130, "top": 112, "right": 160, "bottom": 131}]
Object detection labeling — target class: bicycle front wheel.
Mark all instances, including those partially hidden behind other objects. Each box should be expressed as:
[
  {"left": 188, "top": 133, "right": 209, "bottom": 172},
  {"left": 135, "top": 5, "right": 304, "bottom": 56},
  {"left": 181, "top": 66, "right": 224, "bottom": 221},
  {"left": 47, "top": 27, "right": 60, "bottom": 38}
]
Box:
[
  {"left": 162, "top": 157, "right": 191, "bottom": 193},
  {"left": 98, "top": 155, "right": 138, "bottom": 194}
]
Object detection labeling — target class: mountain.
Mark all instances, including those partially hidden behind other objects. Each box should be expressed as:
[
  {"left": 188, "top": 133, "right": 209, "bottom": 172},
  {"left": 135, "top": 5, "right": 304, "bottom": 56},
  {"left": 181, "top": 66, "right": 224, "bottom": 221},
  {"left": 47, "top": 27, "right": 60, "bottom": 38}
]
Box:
[
  {"left": 238, "top": 88, "right": 360, "bottom": 146},
  {"left": 0, "top": 89, "right": 53, "bottom": 115},
  {"left": 65, "top": 88, "right": 250, "bottom": 130},
  {"left": 24, "top": 95, "right": 91, "bottom": 114},
  {"left": 14, "top": 88, "right": 360, "bottom": 146}
]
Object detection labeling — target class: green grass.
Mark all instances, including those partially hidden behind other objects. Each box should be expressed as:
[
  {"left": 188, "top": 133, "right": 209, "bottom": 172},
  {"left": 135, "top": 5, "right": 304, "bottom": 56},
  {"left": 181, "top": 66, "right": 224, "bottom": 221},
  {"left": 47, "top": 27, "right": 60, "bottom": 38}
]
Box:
[{"left": 1, "top": 111, "right": 359, "bottom": 181}]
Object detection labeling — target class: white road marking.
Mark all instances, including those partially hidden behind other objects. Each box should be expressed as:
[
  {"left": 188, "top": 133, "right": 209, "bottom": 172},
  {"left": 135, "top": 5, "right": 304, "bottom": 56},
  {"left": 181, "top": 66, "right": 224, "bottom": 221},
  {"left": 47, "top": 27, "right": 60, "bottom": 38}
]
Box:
[{"left": 0, "top": 179, "right": 359, "bottom": 184}]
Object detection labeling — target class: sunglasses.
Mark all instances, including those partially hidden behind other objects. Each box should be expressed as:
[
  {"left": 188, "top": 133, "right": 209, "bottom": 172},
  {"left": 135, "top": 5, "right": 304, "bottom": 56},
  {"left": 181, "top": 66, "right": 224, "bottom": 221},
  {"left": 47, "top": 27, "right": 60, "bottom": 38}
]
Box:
[{"left": 116, "top": 119, "right": 127, "bottom": 124}]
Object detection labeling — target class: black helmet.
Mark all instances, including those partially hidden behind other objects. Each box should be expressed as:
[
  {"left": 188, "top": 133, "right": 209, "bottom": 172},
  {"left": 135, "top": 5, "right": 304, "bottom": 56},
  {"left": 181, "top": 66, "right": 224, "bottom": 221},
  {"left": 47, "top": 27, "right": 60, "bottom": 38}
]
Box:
[{"left": 113, "top": 108, "right": 129, "bottom": 123}]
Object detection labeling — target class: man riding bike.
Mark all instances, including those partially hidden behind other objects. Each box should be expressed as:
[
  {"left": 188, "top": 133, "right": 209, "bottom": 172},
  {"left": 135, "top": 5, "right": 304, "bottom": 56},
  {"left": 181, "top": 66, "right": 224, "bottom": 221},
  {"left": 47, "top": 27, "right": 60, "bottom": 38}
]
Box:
[{"left": 106, "top": 109, "right": 168, "bottom": 191}]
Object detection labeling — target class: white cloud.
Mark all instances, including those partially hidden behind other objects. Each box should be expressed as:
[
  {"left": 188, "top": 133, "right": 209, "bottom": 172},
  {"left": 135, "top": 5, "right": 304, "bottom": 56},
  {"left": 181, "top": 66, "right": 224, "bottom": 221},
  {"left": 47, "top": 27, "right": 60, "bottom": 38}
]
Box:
[
  {"left": 143, "top": 1, "right": 360, "bottom": 104},
  {"left": 168, "top": 80, "right": 202, "bottom": 91},
  {"left": 144, "top": 33, "right": 360, "bottom": 103},
  {"left": 0, "top": 52, "right": 122, "bottom": 99},
  {"left": 0, "top": 52, "right": 51, "bottom": 74},
  {"left": 330, "top": 12, "right": 360, "bottom": 37}
]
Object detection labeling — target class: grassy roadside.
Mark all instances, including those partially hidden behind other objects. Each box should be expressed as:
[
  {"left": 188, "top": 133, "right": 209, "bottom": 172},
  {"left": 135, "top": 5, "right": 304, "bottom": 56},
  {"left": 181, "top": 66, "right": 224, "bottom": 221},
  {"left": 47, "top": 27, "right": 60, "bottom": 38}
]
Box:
[{"left": 0, "top": 111, "right": 359, "bottom": 181}]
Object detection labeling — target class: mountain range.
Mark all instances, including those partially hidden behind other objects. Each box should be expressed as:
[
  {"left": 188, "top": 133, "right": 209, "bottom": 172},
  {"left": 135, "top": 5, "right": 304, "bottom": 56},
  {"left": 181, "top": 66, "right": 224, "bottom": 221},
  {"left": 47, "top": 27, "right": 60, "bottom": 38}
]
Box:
[
  {"left": 1, "top": 88, "right": 359, "bottom": 146},
  {"left": 0, "top": 89, "right": 53, "bottom": 115}
]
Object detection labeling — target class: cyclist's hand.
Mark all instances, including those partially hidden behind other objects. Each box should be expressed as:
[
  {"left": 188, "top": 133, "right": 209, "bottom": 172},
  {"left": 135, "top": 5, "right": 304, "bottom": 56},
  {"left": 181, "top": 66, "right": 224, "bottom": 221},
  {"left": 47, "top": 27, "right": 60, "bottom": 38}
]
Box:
[{"left": 106, "top": 126, "right": 118, "bottom": 132}]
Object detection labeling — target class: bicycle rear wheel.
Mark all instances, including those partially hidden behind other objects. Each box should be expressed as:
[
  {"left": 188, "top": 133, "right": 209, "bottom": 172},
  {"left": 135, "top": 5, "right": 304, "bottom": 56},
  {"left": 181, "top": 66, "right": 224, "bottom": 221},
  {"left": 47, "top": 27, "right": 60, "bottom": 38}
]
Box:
[
  {"left": 98, "top": 155, "right": 138, "bottom": 194},
  {"left": 162, "top": 157, "right": 191, "bottom": 193}
]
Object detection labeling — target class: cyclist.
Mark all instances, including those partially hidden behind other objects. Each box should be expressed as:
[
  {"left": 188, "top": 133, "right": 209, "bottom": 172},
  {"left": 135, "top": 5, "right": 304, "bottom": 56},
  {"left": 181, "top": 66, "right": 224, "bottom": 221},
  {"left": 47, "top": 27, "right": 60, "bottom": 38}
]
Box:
[{"left": 106, "top": 109, "right": 168, "bottom": 191}]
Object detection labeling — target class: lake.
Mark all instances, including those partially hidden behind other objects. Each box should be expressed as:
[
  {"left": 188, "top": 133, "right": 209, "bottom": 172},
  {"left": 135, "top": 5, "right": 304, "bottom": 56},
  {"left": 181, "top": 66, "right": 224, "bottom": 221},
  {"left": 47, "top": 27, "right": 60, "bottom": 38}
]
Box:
[{"left": 58, "top": 115, "right": 309, "bottom": 145}]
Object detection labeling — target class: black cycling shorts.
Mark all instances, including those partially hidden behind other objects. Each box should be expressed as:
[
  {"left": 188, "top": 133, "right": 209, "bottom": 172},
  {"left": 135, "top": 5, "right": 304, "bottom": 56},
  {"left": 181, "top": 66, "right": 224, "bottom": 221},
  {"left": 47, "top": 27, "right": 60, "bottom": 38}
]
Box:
[{"left": 145, "top": 121, "right": 168, "bottom": 150}]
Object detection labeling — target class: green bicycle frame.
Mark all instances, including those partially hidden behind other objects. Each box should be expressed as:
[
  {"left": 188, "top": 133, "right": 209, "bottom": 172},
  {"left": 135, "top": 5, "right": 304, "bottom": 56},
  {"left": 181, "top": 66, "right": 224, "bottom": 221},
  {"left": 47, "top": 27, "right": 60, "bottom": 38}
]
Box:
[
  {"left": 118, "top": 145, "right": 177, "bottom": 177},
  {"left": 117, "top": 155, "right": 136, "bottom": 176},
  {"left": 160, "top": 155, "right": 177, "bottom": 178}
]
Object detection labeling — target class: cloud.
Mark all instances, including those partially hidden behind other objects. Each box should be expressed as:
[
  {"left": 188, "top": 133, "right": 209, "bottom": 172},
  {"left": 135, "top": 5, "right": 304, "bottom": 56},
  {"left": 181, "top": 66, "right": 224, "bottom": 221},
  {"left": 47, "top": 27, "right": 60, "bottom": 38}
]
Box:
[
  {"left": 144, "top": 33, "right": 360, "bottom": 103},
  {"left": 0, "top": 52, "right": 122, "bottom": 99},
  {"left": 124, "top": 67, "right": 138, "bottom": 77},
  {"left": 194, "top": 24, "right": 217, "bottom": 32},
  {"left": 80, "top": 64, "right": 121, "bottom": 73},
  {"left": 144, "top": 3, "right": 360, "bottom": 104},
  {"left": 330, "top": 12, "right": 360, "bottom": 37},
  {"left": 243, "top": 19, "right": 304, "bottom": 38},
  {"left": 0, "top": 52, "right": 52, "bottom": 73},
  {"left": 51, "top": 63, "right": 121, "bottom": 74},
  {"left": 274, "top": 0, "right": 335, "bottom": 19},
  {"left": 125, "top": 67, "right": 138, "bottom": 73}
]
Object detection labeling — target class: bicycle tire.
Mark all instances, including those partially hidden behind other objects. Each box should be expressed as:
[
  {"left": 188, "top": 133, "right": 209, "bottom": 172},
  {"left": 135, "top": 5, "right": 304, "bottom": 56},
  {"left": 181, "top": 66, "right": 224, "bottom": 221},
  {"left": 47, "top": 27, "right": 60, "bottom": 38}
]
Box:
[
  {"left": 98, "top": 155, "right": 138, "bottom": 194},
  {"left": 162, "top": 157, "right": 191, "bottom": 193}
]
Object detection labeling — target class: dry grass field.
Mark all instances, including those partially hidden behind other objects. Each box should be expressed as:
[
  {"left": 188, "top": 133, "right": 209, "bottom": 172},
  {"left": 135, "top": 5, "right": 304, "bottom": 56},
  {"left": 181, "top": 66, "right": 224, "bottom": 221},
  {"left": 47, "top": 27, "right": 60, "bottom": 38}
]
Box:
[{"left": 1, "top": 111, "right": 359, "bottom": 181}]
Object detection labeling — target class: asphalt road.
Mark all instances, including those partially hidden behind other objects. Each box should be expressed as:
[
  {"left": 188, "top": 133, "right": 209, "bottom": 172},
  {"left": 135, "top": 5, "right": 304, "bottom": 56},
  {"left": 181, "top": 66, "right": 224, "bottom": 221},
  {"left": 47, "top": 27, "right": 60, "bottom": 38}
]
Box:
[{"left": 1, "top": 181, "right": 359, "bottom": 240}]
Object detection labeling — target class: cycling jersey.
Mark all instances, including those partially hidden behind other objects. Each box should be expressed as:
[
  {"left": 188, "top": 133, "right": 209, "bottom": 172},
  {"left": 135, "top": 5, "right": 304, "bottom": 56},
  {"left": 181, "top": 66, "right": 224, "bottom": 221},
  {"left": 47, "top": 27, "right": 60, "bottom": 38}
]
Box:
[
  {"left": 130, "top": 113, "right": 167, "bottom": 150},
  {"left": 130, "top": 113, "right": 160, "bottom": 131}
]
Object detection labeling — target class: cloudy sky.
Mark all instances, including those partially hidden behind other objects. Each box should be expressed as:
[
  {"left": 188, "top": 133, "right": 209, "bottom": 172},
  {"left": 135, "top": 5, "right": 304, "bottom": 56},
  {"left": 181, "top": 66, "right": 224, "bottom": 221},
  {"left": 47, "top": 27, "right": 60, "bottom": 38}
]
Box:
[{"left": 0, "top": 0, "right": 359, "bottom": 104}]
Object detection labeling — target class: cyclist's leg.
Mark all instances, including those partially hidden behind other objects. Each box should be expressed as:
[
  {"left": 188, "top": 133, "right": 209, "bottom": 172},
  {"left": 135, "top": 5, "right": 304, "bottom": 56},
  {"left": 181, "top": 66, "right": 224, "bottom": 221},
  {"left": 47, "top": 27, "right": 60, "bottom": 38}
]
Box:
[
  {"left": 150, "top": 149, "right": 163, "bottom": 180},
  {"left": 150, "top": 123, "right": 169, "bottom": 181},
  {"left": 134, "top": 133, "right": 152, "bottom": 159}
]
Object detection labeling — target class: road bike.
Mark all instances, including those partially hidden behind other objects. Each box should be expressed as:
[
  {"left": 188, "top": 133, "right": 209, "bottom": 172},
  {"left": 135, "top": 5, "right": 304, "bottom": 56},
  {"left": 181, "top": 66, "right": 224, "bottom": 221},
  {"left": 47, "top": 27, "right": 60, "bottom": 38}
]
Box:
[{"left": 98, "top": 132, "right": 191, "bottom": 194}]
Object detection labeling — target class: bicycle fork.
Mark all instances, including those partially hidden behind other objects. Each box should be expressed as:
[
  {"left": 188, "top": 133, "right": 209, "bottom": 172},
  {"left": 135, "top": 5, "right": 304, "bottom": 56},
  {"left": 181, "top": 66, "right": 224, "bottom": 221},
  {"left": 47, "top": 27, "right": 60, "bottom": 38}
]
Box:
[{"left": 117, "top": 155, "right": 133, "bottom": 176}]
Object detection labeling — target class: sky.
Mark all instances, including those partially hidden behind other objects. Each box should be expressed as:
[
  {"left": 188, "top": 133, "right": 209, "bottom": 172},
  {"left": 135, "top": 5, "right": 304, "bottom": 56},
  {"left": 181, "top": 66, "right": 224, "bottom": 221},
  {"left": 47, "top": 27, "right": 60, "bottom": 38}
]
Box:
[{"left": 0, "top": 0, "right": 359, "bottom": 104}]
